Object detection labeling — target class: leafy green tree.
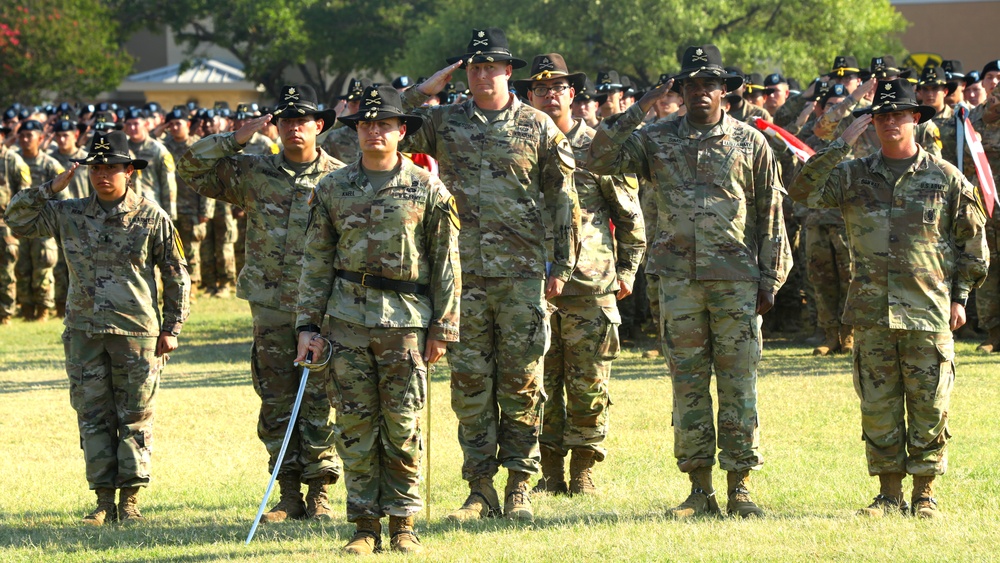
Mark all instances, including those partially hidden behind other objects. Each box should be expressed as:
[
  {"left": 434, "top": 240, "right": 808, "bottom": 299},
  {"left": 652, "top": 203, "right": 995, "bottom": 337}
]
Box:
[{"left": 0, "top": 0, "right": 133, "bottom": 107}]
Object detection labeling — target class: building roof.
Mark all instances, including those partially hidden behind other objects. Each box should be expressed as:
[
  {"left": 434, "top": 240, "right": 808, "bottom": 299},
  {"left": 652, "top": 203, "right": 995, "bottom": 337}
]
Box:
[{"left": 120, "top": 58, "right": 259, "bottom": 91}]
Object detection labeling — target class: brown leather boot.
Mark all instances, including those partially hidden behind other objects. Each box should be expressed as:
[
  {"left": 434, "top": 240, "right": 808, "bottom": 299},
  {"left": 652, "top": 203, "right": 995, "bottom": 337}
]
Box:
[
  {"left": 668, "top": 467, "right": 720, "bottom": 519},
  {"left": 568, "top": 448, "right": 597, "bottom": 495},
  {"left": 81, "top": 488, "right": 117, "bottom": 526},
  {"left": 726, "top": 471, "right": 764, "bottom": 518},
  {"left": 261, "top": 473, "right": 306, "bottom": 523},
  {"left": 446, "top": 476, "right": 500, "bottom": 521},
  {"left": 857, "top": 473, "right": 907, "bottom": 517},
  {"left": 388, "top": 516, "right": 424, "bottom": 554},
  {"left": 977, "top": 327, "right": 1000, "bottom": 353},
  {"left": 504, "top": 470, "right": 534, "bottom": 520},
  {"left": 34, "top": 308, "right": 50, "bottom": 322},
  {"left": 343, "top": 518, "right": 382, "bottom": 554},
  {"left": 533, "top": 445, "right": 567, "bottom": 494},
  {"left": 305, "top": 476, "right": 335, "bottom": 520},
  {"left": 912, "top": 475, "right": 940, "bottom": 519},
  {"left": 118, "top": 487, "right": 145, "bottom": 525},
  {"left": 813, "top": 327, "right": 841, "bottom": 356},
  {"left": 839, "top": 324, "right": 854, "bottom": 354}
]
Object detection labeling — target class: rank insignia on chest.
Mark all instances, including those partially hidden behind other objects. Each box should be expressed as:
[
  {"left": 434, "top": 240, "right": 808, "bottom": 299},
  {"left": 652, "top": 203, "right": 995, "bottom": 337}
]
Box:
[{"left": 371, "top": 205, "right": 385, "bottom": 222}]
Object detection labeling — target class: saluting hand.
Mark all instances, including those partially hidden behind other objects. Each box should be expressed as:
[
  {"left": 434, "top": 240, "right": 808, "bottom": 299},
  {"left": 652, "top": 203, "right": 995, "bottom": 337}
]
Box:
[
  {"left": 235, "top": 114, "right": 273, "bottom": 146},
  {"left": 50, "top": 163, "right": 81, "bottom": 194},
  {"left": 853, "top": 77, "right": 878, "bottom": 102},
  {"left": 418, "top": 61, "right": 463, "bottom": 97},
  {"left": 840, "top": 113, "right": 872, "bottom": 147},
  {"left": 638, "top": 78, "right": 675, "bottom": 115}
]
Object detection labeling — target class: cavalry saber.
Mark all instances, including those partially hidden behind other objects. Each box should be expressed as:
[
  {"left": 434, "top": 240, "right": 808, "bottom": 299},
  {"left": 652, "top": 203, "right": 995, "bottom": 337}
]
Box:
[{"left": 426, "top": 365, "right": 432, "bottom": 524}]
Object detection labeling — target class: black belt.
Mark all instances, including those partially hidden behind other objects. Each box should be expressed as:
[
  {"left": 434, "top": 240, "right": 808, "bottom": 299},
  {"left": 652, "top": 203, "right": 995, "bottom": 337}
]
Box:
[{"left": 336, "top": 270, "right": 429, "bottom": 295}]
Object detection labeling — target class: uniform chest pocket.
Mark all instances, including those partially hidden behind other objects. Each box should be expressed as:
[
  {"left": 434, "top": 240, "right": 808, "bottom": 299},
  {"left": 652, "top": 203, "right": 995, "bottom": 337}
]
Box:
[
  {"left": 123, "top": 222, "right": 154, "bottom": 267},
  {"left": 917, "top": 186, "right": 946, "bottom": 225}
]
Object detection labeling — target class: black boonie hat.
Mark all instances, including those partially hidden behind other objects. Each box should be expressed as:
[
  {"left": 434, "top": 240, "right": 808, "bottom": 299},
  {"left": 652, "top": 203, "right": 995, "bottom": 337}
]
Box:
[
  {"left": 851, "top": 79, "right": 935, "bottom": 123},
  {"left": 270, "top": 84, "right": 337, "bottom": 133},
  {"left": 917, "top": 65, "right": 956, "bottom": 95},
  {"left": 165, "top": 108, "right": 190, "bottom": 123},
  {"left": 670, "top": 45, "right": 743, "bottom": 92},
  {"left": 446, "top": 28, "right": 527, "bottom": 69},
  {"left": 513, "top": 53, "right": 587, "bottom": 98},
  {"left": 831, "top": 55, "right": 860, "bottom": 78},
  {"left": 73, "top": 130, "right": 148, "bottom": 169},
  {"left": 17, "top": 120, "right": 44, "bottom": 134},
  {"left": 337, "top": 85, "right": 423, "bottom": 133}
]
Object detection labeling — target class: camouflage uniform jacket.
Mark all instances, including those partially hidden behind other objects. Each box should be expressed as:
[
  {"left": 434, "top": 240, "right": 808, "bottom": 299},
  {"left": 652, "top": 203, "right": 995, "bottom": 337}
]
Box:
[
  {"left": 5, "top": 182, "right": 190, "bottom": 336},
  {"left": 320, "top": 126, "right": 361, "bottom": 164},
  {"left": 50, "top": 148, "right": 92, "bottom": 199},
  {"left": 563, "top": 119, "right": 645, "bottom": 295},
  {"left": 23, "top": 152, "right": 65, "bottom": 195},
  {"left": 587, "top": 103, "right": 793, "bottom": 295},
  {"left": 0, "top": 145, "right": 31, "bottom": 229},
  {"left": 401, "top": 89, "right": 579, "bottom": 282},
  {"left": 243, "top": 132, "right": 281, "bottom": 156},
  {"left": 177, "top": 132, "right": 345, "bottom": 312},
  {"left": 972, "top": 104, "right": 1000, "bottom": 178},
  {"left": 728, "top": 101, "right": 772, "bottom": 125},
  {"left": 789, "top": 139, "right": 989, "bottom": 331},
  {"left": 813, "top": 97, "right": 943, "bottom": 160},
  {"left": 128, "top": 136, "right": 178, "bottom": 220},
  {"left": 164, "top": 135, "right": 214, "bottom": 219},
  {"left": 773, "top": 94, "right": 809, "bottom": 129},
  {"left": 296, "top": 157, "right": 461, "bottom": 342}
]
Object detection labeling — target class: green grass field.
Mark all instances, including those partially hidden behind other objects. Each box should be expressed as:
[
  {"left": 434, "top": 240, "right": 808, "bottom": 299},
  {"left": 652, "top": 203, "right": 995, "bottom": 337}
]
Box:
[{"left": 2, "top": 297, "right": 999, "bottom": 562}]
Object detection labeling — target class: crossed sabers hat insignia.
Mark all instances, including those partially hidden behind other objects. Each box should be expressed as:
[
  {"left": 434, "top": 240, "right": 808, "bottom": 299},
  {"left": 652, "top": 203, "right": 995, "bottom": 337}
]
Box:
[
  {"left": 692, "top": 48, "right": 708, "bottom": 62},
  {"left": 363, "top": 90, "right": 383, "bottom": 119},
  {"left": 94, "top": 139, "right": 111, "bottom": 151}
]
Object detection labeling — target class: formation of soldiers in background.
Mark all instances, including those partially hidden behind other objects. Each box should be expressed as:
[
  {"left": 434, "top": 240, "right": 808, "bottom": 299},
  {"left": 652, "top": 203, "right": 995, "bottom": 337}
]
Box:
[{"left": 2, "top": 55, "right": 998, "bottom": 355}]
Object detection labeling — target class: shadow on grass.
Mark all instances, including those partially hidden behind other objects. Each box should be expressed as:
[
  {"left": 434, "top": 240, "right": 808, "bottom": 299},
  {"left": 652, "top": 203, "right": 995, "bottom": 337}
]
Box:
[{"left": 0, "top": 378, "right": 68, "bottom": 394}]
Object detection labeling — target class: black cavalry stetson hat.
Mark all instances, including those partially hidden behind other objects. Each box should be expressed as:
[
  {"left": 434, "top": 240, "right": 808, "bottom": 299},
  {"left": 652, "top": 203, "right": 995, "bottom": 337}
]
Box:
[
  {"left": 671, "top": 45, "right": 744, "bottom": 92},
  {"left": 446, "top": 28, "right": 526, "bottom": 69},
  {"left": 831, "top": 55, "right": 860, "bottom": 77},
  {"left": 917, "top": 64, "right": 956, "bottom": 95},
  {"left": 851, "top": 79, "right": 935, "bottom": 124},
  {"left": 270, "top": 84, "right": 337, "bottom": 133},
  {"left": 73, "top": 130, "right": 148, "bottom": 169},
  {"left": 866, "top": 56, "right": 901, "bottom": 80},
  {"left": 337, "top": 85, "right": 424, "bottom": 133},
  {"left": 512, "top": 53, "right": 587, "bottom": 98}
]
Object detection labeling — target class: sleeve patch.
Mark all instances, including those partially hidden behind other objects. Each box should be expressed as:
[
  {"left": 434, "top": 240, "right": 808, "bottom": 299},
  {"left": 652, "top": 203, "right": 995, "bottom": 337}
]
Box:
[{"left": 447, "top": 196, "right": 461, "bottom": 230}]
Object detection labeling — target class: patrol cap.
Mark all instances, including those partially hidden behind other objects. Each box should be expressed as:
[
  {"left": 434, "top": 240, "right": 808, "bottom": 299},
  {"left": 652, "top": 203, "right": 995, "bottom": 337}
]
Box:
[
  {"left": 852, "top": 79, "right": 935, "bottom": 123},
  {"left": 337, "top": 84, "right": 423, "bottom": 133},
  {"left": 17, "top": 120, "right": 44, "bottom": 134},
  {"left": 74, "top": 130, "right": 148, "bottom": 169},
  {"left": 446, "top": 28, "right": 527, "bottom": 69}
]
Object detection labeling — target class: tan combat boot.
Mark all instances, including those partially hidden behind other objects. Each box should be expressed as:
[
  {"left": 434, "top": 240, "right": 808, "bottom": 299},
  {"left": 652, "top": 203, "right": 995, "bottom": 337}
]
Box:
[
  {"left": 0, "top": 315, "right": 10, "bottom": 326},
  {"left": 839, "top": 324, "right": 854, "bottom": 354},
  {"left": 726, "top": 471, "right": 764, "bottom": 518},
  {"left": 118, "top": 487, "right": 145, "bottom": 525},
  {"left": 533, "top": 445, "right": 567, "bottom": 494},
  {"left": 504, "top": 470, "right": 534, "bottom": 520},
  {"left": 17, "top": 305, "right": 34, "bottom": 320},
  {"left": 388, "top": 515, "right": 424, "bottom": 554},
  {"left": 812, "top": 327, "right": 841, "bottom": 356},
  {"left": 261, "top": 473, "right": 306, "bottom": 523},
  {"left": 912, "top": 475, "right": 940, "bottom": 519},
  {"left": 81, "top": 488, "right": 117, "bottom": 526},
  {"left": 857, "top": 473, "right": 907, "bottom": 517},
  {"left": 568, "top": 448, "right": 597, "bottom": 495},
  {"left": 668, "top": 467, "right": 720, "bottom": 519},
  {"left": 34, "top": 307, "right": 50, "bottom": 322},
  {"left": 977, "top": 327, "right": 1000, "bottom": 353},
  {"left": 446, "top": 476, "right": 500, "bottom": 521},
  {"left": 213, "top": 283, "right": 232, "bottom": 299},
  {"left": 343, "top": 518, "right": 382, "bottom": 554},
  {"left": 305, "top": 476, "right": 335, "bottom": 521}
]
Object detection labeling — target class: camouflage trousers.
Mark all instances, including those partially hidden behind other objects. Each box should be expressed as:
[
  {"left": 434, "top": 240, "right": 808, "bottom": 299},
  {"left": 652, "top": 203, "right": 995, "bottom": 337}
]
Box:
[
  {"left": 54, "top": 248, "right": 68, "bottom": 311},
  {"left": 449, "top": 274, "right": 547, "bottom": 480},
  {"left": 250, "top": 303, "right": 340, "bottom": 481},
  {"left": 202, "top": 203, "right": 236, "bottom": 289},
  {"left": 327, "top": 320, "right": 426, "bottom": 522},
  {"left": 541, "top": 293, "right": 620, "bottom": 461},
  {"left": 62, "top": 329, "right": 160, "bottom": 489},
  {"left": 645, "top": 273, "right": 661, "bottom": 340},
  {"left": 805, "top": 223, "right": 851, "bottom": 329},
  {"left": 176, "top": 215, "right": 208, "bottom": 287},
  {"left": 852, "top": 326, "right": 954, "bottom": 476},
  {"left": 976, "top": 216, "right": 999, "bottom": 330},
  {"left": 0, "top": 225, "right": 17, "bottom": 318},
  {"left": 658, "top": 279, "right": 763, "bottom": 473},
  {"left": 15, "top": 236, "right": 57, "bottom": 310}
]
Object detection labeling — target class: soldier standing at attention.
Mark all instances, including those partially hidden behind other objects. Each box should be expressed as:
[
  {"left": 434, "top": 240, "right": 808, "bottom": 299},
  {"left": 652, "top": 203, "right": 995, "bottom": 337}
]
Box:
[
  {"left": 178, "top": 85, "right": 344, "bottom": 523},
  {"left": 401, "top": 28, "right": 579, "bottom": 521},
  {"left": 123, "top": 109, "right": 177, "bottom": 220},
  {"left": 15, "top": 119, "right": 64, "bottom": 322},
  {"left": 5, "top": 130, "right": 190, "bottom": 525},
  {"left": 587, "top": 44, "right": 792, "bottom": 519},
  {"left": 295, "top": 85, "right": 460, "bottom": 555},
  {"left": 790, "top": 79, "right": 989, "bottom": 518},
  {"left": 0, "top": 124, "right": 31, "bottom": 325},
  {"left": 515, "top": 53, "right": 645, "bottom": 495}
]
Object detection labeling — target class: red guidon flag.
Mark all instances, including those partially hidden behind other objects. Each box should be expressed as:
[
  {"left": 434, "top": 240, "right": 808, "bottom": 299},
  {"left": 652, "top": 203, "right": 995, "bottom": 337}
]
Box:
[
  {"left": 754, "top": 118, "right": 815, "bottom": 163},
  {"left": 964, "top": 119, "right": 998, "bottom": 218}
]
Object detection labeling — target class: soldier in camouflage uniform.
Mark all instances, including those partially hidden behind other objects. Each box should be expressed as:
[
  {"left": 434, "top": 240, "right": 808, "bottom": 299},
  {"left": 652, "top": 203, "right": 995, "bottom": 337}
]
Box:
[
  {"left": 971, "top": 86, "right": 1000, "bottom": 352},
  {"left": 49, "top": 118, "right": 91, "bottom": 317},
  {"left": 5, "top": 130, "right": 190, "bottom": 525},
  {"left": 123, "top": 109, "right": 177, "bottom": 220},
  {"left": 163, "top": 109, "right": 214, "bottom": 293},
  {"left": 0, "top": 125, "right": 31, "bottom": 325},
  {"left": 401, "top": 28, "right": 579, "bottom": 521},
  {"left": 296, "top": 85, "right": 460, "bottom": 555},
  {"left": 232, "top": 104, "right": 280, "bottom": 277},
  {"left": 588, "top": 45, "right": 793, "bottom": 519},
  {"left": 790, "top": 79, "right": 989, "bottom": 519},
  {"left": 515, "top": 54, "right": 646, "bottom": 496},
  {"left": 15, "top": 120, "right": 64, "bottom": 321},
  {"left": 178, "top": 84, "right": 344, "bottom": 523}
]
